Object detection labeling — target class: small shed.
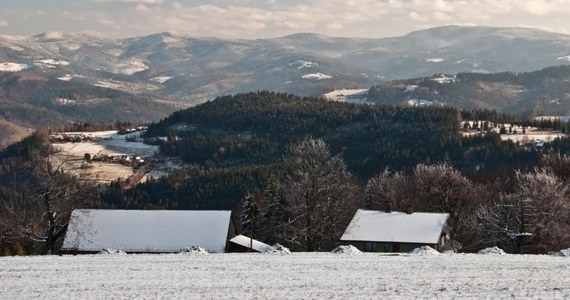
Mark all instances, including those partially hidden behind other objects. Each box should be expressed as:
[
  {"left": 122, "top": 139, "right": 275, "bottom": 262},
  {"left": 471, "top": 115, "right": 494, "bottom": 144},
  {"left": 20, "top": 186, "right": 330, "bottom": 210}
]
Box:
[
  {"left": 61, "top": 209, "right": 237, "bottom": 254},
  {"left": 228, "top": 234, "right": 269, "bottom": 253},
  {"left": 340, "top": 209, "right": 449, "bottom": 252}
]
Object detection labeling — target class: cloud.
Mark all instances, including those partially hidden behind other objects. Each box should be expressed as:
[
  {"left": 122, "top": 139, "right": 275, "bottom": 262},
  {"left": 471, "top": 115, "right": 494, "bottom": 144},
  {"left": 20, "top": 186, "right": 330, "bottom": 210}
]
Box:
[
  {"left": 92, "top": 0, "right": 164, "bottom": 4},
  {"left": 62, "top": 11, "right": 86, "bottom": 21},
  {"left": 0, "top": 20, "right": 8, "bottom": 27},
  {"left": 134, "top": 4, "right": 151, "bottom": 12},
  {"left": 27, "top": 0, "right": 570, "bottom": 39}
]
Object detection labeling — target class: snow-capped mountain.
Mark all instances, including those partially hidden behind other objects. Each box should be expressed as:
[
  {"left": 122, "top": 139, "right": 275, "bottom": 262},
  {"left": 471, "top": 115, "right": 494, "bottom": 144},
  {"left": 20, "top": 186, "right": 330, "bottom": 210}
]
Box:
[{"left": 1, "top": 26, "right": 570, "bottom": 104}]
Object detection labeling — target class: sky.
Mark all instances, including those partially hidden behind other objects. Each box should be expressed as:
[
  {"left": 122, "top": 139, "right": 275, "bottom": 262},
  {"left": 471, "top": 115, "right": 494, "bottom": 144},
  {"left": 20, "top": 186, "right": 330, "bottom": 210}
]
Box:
[{"left": 1, "top": 0, "right": 570, "bottom": 39}]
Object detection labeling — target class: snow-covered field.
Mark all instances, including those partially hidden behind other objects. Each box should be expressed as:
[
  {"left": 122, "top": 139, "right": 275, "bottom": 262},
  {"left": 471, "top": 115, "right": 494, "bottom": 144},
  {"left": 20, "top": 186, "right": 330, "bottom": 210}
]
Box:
[
  {"left": 324, "top": 89, "right": 368, "bottom": 103},
  {"left": 302, "top": 72, "right": 332, "bottom": 80},
  {"left": 0, "top": 62, "right": 29, "bottom": 72},
  {"left": 52, "top": 131, "right": 159, "bottom": 183},
  {"left": 0, "top": 253, "right": 568, "bottom": 299}
]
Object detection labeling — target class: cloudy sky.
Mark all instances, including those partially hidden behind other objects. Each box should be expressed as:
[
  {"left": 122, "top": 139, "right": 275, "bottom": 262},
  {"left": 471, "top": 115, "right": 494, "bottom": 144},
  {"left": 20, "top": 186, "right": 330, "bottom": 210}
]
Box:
[{"left": 1, "top": 0, "right": 570, "bottom": 39}]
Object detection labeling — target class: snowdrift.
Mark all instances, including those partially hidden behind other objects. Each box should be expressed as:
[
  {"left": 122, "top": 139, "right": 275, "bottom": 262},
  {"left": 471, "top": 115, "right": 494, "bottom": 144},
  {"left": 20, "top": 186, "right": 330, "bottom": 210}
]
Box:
[
  {"left": 553, "top": 248, "right": 570, "bottom": 257},
  {"left": 331, "top": 245, "right": 362, "bottom": 255},
  {"left": 98, "top": 248, "right": 127, "bottom": 256},
  {"left": 179, "top": 246, "right": 209, "bottom": 254},
  {"left": 409, "top": 246, "right": 440, "bottom": 256},
  {"left": 477, "top": 247, "right": 506, "bottom": 255},
  {"left": 260, "top": 243, "right": 291, "bottom": 254}
]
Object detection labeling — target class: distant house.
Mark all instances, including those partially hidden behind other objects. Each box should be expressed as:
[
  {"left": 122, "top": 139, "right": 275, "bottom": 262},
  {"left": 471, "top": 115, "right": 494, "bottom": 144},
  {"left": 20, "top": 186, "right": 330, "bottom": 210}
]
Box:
[
  {"left": 61, "top": 209, "right": 237, "bottom": 254},
  {"left": 228, "top": 234, "right": 269, "bottom": 253},
  {"left": 339, "top": 209, "right": 449, "bottom": 252}
]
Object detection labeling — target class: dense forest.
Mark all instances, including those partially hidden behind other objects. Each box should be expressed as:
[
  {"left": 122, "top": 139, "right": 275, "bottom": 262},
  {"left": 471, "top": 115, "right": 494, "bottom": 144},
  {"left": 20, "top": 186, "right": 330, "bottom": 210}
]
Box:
[
  {"left": 368, "top": 65, "right": 570, "bottom": 115},
  {"left": 1, "top": 91, "right": 570, "bottom": 255},
  {"left": 144, "top": 91, "right": 539, "bottom": 179}
]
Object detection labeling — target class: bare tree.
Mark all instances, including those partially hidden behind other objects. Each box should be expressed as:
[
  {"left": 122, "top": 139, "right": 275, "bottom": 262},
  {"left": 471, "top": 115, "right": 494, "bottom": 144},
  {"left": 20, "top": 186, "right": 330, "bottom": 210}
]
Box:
[
  {"left": 0, "top": 136, "right": 93, "bottom": 254},
  {"left": 409, "top": 163, "right": 486, "bottom": 243},
  {"left": 515, "top": 169, "right": 570, "bottom": 253},
  {"left": 469, "top": 192, "right": 529, "bottom": 253},
  {"left": 364, "top": 169, "right": 409, "bottom": 211},
  {"left": 471, "top": 168, "right": 570, "bottom": 253},
  {"left": 275, "top": 138, "right": 359, "bottom": 251}
]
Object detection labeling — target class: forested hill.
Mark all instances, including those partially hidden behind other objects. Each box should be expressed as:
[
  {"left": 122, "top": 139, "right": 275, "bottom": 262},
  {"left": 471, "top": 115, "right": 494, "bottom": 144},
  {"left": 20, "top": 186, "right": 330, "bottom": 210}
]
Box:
[
  {"left": 0, "top": 71, "right": 178, "bottom": 147},
  {"left": 145, "top": 91, "right": 531, "bottom": 178},
  {"left": 368, "top": 65, "right": 570, "bottom": 115}
]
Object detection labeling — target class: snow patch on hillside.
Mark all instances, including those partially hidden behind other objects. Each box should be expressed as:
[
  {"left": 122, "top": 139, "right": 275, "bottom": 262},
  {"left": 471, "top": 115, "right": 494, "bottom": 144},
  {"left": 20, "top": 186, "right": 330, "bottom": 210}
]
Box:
[
  {"left": 324, "top": 89, "right": 368, "bottom": 103},
  {"left": 0, "top": 34, "right": 28, "bottom": 42},
  {"left": 95, "top": 80, "right": 125, "bottom": 89},
  {"left": 426, "top": 58, "right": 446, "bottom": 63},
  {"left": 302, "top": 73, "right": 332, "bottom": 80},
  {"left": 63, "top": 43, "right": 82, "bottom": 51},
  {"left": 34, "top": 59, "right": 70, "bottom": 68},
  {"left": 472, "top": 69, "right": 491, "bottom": 74},
  {"left": 103, "top": 49, "right": 124, "bottom": 57},
  {"left": 114, "top": 60, "right": 149, "bottom": 75},
  {"left": 290, "top": 59, "right": 318, "bottom": 69},
  {"left": 150, "top": 76, "right": 173, "bottom": 83},
  {"left": 7, "top": 45, "right": 25, "bottom": 51},
  {"left": 43, "top": 32, "right": 65, "bottom": 39},
  {"left": 163, "top": 35, "right": 186, "bottom": 48},
  {"left": 0, "top": 62, "right": 29, "bottom": 72},
  {"left": 57, "top": 74, "right": 74, "bottom": 81}
]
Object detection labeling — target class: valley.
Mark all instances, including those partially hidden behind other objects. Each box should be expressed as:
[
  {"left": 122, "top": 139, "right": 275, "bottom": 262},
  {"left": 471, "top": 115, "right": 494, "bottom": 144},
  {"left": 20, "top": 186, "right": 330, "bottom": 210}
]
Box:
[{"left": 51, "top": 130, "right": 178, "bottom": 185}]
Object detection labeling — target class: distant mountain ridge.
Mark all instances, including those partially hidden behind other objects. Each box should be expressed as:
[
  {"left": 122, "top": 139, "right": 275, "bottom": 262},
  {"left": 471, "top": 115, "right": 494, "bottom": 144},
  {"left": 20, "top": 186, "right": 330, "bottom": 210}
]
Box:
[
  {"left": 0, "top": 71, "right": 177, "bottom": 147},
  {"left": 2, "top": 25, "right": 570, "bottom": 146},
  {"left": 368, "top": 65, "right": 570, "bottom": 115},
  {"left": 1, "top": 26, "right": 570, "bottom": 105}
]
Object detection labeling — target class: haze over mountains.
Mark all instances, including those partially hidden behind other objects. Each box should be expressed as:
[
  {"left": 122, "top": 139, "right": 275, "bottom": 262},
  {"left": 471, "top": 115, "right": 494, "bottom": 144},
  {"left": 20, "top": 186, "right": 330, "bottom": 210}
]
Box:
[
  {"left": 2, "top": 25, "right": 570, "bottom": 103},
  {"left": 1, "top": 25, "right": 570, "bottom": 145}
]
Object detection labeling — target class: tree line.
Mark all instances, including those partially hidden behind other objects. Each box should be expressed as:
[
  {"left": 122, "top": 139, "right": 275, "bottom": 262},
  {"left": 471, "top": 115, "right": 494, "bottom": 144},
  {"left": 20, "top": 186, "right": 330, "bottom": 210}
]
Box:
[
  {"left": 239, "top": 137, "right": 570, "bottom": 253},
  {"left": 1, "top": 91, "right": 570, "bottom": 254}
]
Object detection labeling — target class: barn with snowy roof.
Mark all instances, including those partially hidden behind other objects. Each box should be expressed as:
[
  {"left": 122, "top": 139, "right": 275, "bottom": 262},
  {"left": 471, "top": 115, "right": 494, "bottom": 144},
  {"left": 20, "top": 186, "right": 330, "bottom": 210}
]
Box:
[
  {"left": 61, "top": 209, "right": 237, "bottom": 254},
  {"left": 339, "top": 209, "right": 450, "bottom": 252}
]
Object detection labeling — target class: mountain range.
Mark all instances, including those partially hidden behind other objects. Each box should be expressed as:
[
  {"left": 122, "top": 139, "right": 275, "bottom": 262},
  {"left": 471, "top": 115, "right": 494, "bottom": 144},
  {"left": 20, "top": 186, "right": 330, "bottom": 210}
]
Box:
[
  {"left": 2, "top": 25, "right": 570, "bottom": 145},
  {"left": 2, "top": 25, "right": 570, "bottom": 103}
]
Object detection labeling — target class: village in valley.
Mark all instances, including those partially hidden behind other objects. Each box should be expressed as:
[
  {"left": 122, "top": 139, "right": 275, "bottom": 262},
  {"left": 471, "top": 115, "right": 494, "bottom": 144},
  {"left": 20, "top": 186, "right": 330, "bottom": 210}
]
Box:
[{"left": 48, "top": 128, "right": 182, "bottom": 186}]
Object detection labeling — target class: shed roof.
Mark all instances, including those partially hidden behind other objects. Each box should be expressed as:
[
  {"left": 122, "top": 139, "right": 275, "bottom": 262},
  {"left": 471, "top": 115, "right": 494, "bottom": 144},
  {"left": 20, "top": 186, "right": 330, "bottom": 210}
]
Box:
[
  {"left": 229, "top": 235, "right": 270, "bottom": 252},
  {"left": 340, "top": 209, "right": 449, "bottom": 244},
  {"left": 61, "top": 209, "right": 232, "bottom": 253}
]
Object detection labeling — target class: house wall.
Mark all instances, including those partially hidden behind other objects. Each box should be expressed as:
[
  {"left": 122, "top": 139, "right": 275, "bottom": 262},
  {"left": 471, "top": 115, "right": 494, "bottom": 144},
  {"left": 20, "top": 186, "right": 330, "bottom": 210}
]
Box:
[
  {"left": 340, "top": 241, "right": 439, "bottom": 253},
  {"left": 224, "top": 217, "right": 239, "bottom": 252},
  {"left": 228, "top": 242, "right": 260, "bottom": 253}
]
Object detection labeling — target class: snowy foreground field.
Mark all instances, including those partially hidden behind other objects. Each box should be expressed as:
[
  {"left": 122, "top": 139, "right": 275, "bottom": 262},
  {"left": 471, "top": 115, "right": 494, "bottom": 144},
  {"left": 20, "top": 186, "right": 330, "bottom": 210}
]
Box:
[{"left": 1, "top": 253, "right": 568, "bottom": 299}]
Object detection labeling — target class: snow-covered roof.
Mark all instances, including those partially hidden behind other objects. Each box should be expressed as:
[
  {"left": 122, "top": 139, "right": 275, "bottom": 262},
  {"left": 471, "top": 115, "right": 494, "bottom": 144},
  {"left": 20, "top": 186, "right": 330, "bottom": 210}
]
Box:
[
  {"left": 340, "top": 209, "right": 449, "bottom": 244},
  {"left": 229, "top": 234, "right": 269, "bottom": 252},
  {"left": 62, "top": 209, "right": 232, "bottom": 253}
]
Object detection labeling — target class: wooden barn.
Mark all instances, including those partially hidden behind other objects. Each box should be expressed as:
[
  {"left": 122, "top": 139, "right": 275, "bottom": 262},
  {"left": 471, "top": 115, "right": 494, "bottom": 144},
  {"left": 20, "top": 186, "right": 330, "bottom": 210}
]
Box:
[
  {"left": 340, "top": 209, "right": 450, "bottom": 252},
  {"left": 61, "top": 209, "right": 237, "bottom": 254}
]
